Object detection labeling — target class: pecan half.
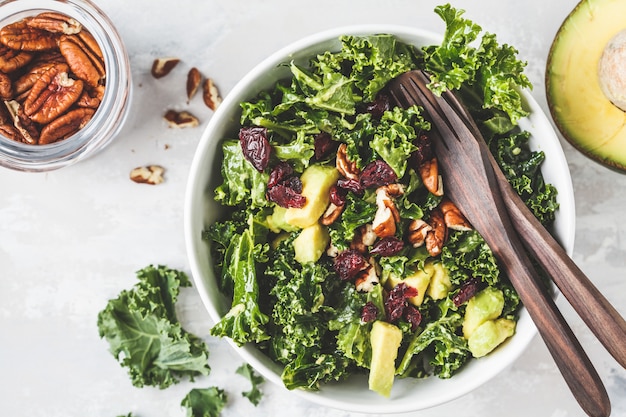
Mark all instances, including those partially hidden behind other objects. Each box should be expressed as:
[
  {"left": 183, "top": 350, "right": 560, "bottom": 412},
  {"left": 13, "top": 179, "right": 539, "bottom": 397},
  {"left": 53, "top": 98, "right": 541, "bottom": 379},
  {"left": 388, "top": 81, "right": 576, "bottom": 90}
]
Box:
[
  {"left": 321, "top": 202, "right": 344, "bottom": 226},
  {"left": 186, "top": 67, "right": 202, "bottom": 101},
  {"left": 0, "top": 99, "right": 11, "bottom": 124},
  {"left": 59, "top": 32, "right": 105, "bottom": 88},
  {"left": 419, "top": 157, "right": 444, "bottom": 196},
  {"left": 39, "top": 107, "right": 94, "bottom": 144},
  {"left": 27, "top": 12, "right": 82, "bottom": 35},
  {"left": 0, "top": 72, "right": 13, "bottom": 100},
  {"left": 336, "top": 143, "right": 359, "bottom": 180},
  {"left": 130, "top": 165, "right": 165, "bottom": 185},
  {"left": 13, "top": 61, "right": 59, "bottom": 95},
  {"left": 23, "top": 63, "right": 83, "bottom": 124},
  {"left": 439, "top": 198, "right": 472, "bottom": 231},
  {"left": 0, "top": 45, "right": 34, "bottom": 73},
  {"left": 381, "top": 183, "right": 405, "bottom": 198},
  {"left": 350, "top": 224, "right": 377, "bottom": 253},
  {"left": 0, "top": 20, "right": 58, "bottom": 51},
  {"left": 202, "top": 77, "right": 222, "bottom": 110},
  {"left": 407, "top": 219, "right": 432, "bottom": 248},
  {"left": 355, "top": 263, "right": 380, "bottom": 293},
  {"left": 76, "top": 85, "right": 104, "bottom": 108},
  {"left": 163, "top": 109, "right": 199, "bottom": 128},
  {"left": 372, "top": 186, "right": 400, "bottom": 238},
  {"left": 0, "top": 123, "right": 21, "bottom": 142},
  {"left": 425, "top": 207, "right": 447, "bottom": 257},
  {"left": 4, "top": 99, "right": 39, "bottom": 144},
  {"left": 151, "top": 57, "right": 179, "bottom": 79}
]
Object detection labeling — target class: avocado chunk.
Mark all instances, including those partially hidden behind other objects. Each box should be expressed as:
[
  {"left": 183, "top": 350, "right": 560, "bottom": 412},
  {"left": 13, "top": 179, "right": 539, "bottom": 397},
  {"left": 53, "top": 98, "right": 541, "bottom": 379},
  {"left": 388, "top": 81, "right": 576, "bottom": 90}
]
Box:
[
  {"left": 546, "top": 0, "right": 626, "bottom": 171},
  {"left": 293, "top": 222, "right": 330, "bottom": 264},
  {"left": 468, "top": 318, "right": 516, "bottom": 357},
  {"left": 267, "top": 206, "right": 299, "bottom": 233},
  {"left": 384, "top": 262, "right": 435, "bottom": 306},
  {"left": 462, "top": 286, "right": 504, "bottom": 339},
  {"left": 283, "top": 164, "right": 340, "bottom": 228},
  {"left": 368, "top": 320, "right": 403, "bottom": 397},
  {"left": 425, "top": 262, "right": 451, "bottom": 301}
]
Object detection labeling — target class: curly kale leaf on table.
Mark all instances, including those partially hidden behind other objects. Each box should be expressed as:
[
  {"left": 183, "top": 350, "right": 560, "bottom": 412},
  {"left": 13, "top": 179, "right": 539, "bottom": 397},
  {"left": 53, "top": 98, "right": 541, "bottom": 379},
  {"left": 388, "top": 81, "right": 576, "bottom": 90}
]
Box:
[
  {"left": 181, "top": 387, "right": 227, "bottom": 417},
  {"left": 97, "top": 265, "right": 210, "bottom": 389},
  {"left": 236, "top": 363, "right": 265, "bottom": 406}
]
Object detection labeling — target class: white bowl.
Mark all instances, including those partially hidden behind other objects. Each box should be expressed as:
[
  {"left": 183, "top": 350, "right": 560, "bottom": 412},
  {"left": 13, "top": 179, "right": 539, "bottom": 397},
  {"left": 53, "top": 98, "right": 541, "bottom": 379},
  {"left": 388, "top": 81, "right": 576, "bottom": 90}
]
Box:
[{"left": 184, "top": 25, "right": 576, "bottom": 414}]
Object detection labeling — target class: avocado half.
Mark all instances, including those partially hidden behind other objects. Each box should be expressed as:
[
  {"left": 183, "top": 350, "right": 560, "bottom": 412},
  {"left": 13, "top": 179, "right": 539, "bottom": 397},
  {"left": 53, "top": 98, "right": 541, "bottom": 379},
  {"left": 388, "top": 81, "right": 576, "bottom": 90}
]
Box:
[{"left": 546, "top": 0, "right": 626, "bottom": 172}]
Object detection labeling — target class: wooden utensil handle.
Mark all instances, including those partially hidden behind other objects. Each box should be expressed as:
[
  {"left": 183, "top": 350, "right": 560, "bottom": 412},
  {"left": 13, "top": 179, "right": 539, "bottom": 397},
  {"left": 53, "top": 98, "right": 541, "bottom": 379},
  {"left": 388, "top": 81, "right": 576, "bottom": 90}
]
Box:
[
  {"left": 494, "top": 159, "right": 626, "bottom": 369},
  {"left": 492, "top": 231, "right": 611, "bottom": 417},
  {"left": 449, "top": 90, "right": 626, "bottom": 369}
]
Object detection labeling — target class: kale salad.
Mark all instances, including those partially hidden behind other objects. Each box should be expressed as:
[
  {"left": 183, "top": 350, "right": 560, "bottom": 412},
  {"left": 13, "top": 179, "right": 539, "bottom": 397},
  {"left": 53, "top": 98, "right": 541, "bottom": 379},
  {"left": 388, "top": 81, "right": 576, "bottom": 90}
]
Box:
[{"left": 204, "top": 4, "right": 559, "bottom": 396}]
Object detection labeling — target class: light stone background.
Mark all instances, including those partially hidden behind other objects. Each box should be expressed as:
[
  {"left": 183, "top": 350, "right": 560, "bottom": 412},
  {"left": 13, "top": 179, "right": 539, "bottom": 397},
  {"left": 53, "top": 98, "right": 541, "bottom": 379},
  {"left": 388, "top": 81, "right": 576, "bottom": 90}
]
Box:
[{"left": 1, "top": 1, "right": 625, "bottom": 416}]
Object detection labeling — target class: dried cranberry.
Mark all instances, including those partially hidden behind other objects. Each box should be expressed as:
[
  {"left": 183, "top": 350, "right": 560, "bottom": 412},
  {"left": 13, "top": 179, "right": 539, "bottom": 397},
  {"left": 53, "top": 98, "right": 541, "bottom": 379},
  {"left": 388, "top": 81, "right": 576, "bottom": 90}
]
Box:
[
  {"left": 361, "top": 301, "right": 378, "bottom": 323},
  {"left": 334, "top": 249, "right": 368, "bottom": 281},
  {"left": 329, "top": 184, "right": 347, "bottom": 206},
  {"left": 404, "top": 305, "right": 422, "bottom": 331},
  {"left": 266, "top": 184, "right": 306, "bottom": 208},
  {"left": 267, "top": 161, "right": 294, "bottom": 189},
  {"left": 360, "top": 160, "right": 398, "bottom": 188},
  {"left": 314, "top": 132, "right": 337, "bottom": 160},
  {"left": 363, "top": 92, "right": 391, "bottom": 119},
  {"left": 239, "top": 126, "right": 271, "bottom": 172},
  {"left": 337, "top": 178, "right": 363, "bottom": 195},
  {"left": 281, "top": 176, "right": 303, "bottom": 194},
  {"left": 412, "top": 132, "right": 433, "bottom": 167},
  {"left": 385, "top": 282, "right": 418, "bottom": 322},
  {"left": 370, "top": 237, "right": 404, "bottom": 257},
  {"left": 452, "top": 277, "right": 481, "bottom": 307}
]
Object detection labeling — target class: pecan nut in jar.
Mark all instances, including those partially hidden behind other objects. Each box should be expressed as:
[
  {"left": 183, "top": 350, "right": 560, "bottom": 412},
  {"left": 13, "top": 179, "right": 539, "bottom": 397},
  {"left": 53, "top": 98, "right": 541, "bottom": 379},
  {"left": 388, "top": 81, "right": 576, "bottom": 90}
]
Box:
[
  {"left": 39, "top": 108, "right": 94, "bottom": 145},
  {"left": 0, "top": 19, "right": 57, "bottom": 51},
  {"left": 0, "top": 12, "right": 106, "bottom": 145},
  {"left": 23, "top": 63, "right": 84, "bottom": 124},
  {"left": 58, "top": 32, "right": 105, "bottom": 88},
  {"left": 26, "top": 12, "right": 82, "bottom": 35}
]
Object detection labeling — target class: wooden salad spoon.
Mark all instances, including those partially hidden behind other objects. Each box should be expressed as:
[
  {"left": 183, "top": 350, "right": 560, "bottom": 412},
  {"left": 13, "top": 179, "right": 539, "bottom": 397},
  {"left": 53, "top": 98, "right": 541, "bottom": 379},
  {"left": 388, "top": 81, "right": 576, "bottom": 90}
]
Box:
[
  {"left": 387, "top": 70, "right": 612, "bottom": 417},
  {"left": 388, "top": 69, "right": 626, "bottom": 370}
]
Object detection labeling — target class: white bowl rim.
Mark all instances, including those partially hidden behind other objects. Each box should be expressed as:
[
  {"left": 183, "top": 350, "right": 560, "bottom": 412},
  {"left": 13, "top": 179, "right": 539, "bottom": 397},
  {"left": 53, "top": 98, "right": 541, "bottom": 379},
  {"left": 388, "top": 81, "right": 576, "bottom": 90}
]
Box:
[{"left": 184, "top": 24, "right": 576, "bottom": 414}]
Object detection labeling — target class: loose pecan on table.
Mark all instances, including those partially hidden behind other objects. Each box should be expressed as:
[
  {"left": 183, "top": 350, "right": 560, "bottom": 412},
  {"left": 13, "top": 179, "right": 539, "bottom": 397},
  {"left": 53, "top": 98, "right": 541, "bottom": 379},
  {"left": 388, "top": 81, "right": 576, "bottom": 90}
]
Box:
[
  {"left": 202, "top": 77, "right": 222, "bottom": 110},
  {"left": 0, "top": 12, "right": 105, "bottom": 145},
  {"left": 151, "top": 57, "right": 179, "bottom": 79},
  {"left": 130, "top": 165, "right": 165, "bottom": 185}
]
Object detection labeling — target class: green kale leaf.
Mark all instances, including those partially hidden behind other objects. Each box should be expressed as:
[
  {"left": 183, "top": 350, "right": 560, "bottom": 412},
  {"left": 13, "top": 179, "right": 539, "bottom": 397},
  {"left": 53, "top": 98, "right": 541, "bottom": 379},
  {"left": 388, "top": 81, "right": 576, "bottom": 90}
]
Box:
[
  {"left": 424, "top": 4, "right": 531, "bottom": 125},
  {"left": 327, "top": 192, "right": 376, "bottom": 251},
  {"left": 236, "top": 363, "right": 265, "bottom": 406},
  {"left": 441, "top": 230, "right": 500, "bottom": 287},
  {"left": 330, "top": 34, "right": 417, "bottom": 101},
  {"left": 214, "top": 140, "right": 268, "bottom": 208},
  {"left": 181, "top": 387, "right": 228, "bottom": 417},
  {"left": 371, "top": 105, "right": 428, "bottom": 178},
  {"left": 97, "top": 265, "right": 210, "bottom": 389},
  {"left": 272, "top": 129, "right": 315, "bottom": 172},
  {"left": 266, "top": 242, "right": 351, "bottom": 390},
  {"left": 397, "top": 312, "right": 469, "bottom": 379},
  {"left": 329, "top": 284, "right": 385, "bottom": 368},
  {"left": 210, "top": 227, "right": 270, "bottom": 346},
  {"left": 492, "top": 131, "right": 559, "bottom": 225}
]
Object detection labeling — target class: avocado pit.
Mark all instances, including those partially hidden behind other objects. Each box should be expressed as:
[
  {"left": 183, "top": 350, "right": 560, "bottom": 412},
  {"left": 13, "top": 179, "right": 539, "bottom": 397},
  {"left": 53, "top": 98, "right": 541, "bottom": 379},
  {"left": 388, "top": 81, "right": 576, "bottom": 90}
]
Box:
[{"left": 598, "top": 29, "right": 626, "bottom": 111}]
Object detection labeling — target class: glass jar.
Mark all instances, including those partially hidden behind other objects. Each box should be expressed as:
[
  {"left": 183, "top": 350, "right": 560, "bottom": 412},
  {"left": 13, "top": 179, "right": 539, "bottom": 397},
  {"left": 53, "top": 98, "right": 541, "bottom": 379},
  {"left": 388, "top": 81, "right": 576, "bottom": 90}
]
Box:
[{"left": 0, "top": 0, "right": 132, "bottom": 172}]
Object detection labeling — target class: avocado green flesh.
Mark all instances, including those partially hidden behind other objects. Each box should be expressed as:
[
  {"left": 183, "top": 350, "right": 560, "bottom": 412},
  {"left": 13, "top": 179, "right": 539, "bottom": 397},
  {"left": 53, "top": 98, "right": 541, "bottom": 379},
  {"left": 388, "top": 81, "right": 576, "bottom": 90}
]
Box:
[{"left": 546, "top": 0, "right": 626, "bottom": 171}]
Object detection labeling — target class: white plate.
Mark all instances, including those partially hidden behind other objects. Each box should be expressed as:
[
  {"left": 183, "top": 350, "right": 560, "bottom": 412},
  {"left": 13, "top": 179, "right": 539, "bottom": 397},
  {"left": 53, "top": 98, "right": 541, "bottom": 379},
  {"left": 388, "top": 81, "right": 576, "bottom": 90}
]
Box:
[{"left": 184, "top": 25, "right": 575, "bottom": 414}]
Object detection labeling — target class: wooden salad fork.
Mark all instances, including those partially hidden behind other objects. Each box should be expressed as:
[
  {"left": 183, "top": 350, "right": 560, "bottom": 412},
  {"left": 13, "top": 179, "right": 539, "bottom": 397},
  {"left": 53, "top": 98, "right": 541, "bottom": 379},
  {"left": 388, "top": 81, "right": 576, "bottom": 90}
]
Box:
[
  {"left": 387, "top": 70, "right": 611, "bottom": 417},
  {"left": 440, "top": 81, "right": 626, "bottom": 371},
  {"left": 387, "top": 69, "right": 626, "bottom": 370}
]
